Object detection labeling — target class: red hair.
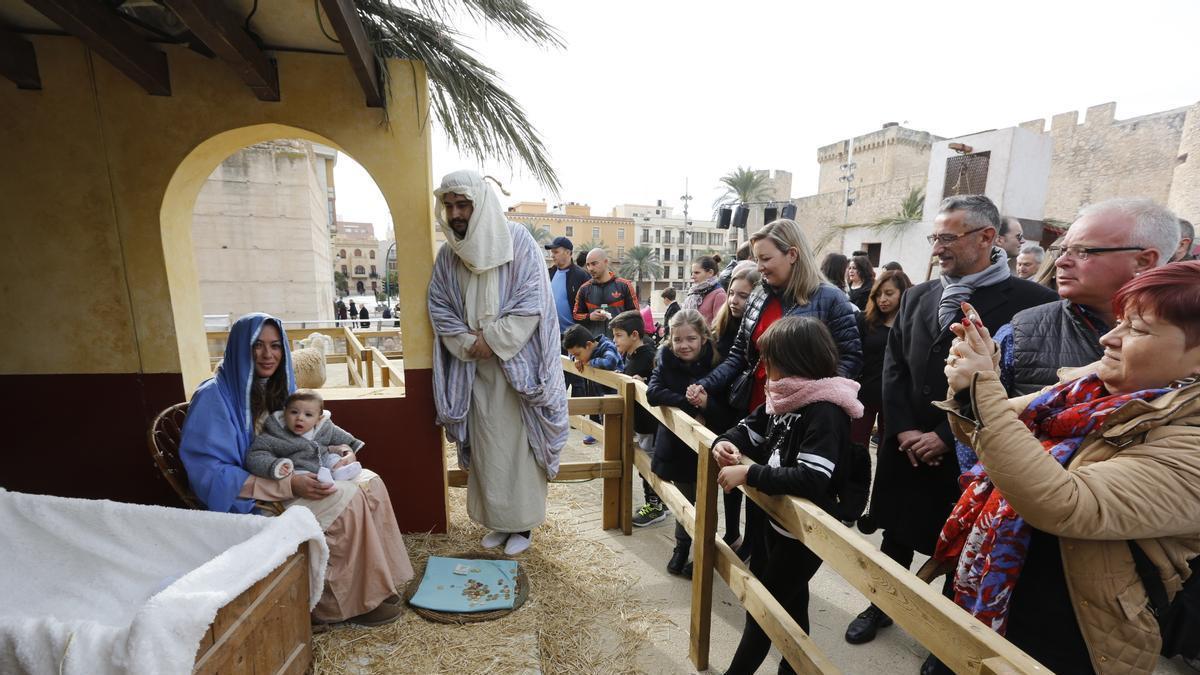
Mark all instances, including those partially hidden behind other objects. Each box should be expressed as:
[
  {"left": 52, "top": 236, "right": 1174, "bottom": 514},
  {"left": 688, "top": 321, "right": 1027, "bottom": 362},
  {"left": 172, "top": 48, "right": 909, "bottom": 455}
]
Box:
[{"left": 1112, "top": 261, "right": 1200, "bottom": 348}]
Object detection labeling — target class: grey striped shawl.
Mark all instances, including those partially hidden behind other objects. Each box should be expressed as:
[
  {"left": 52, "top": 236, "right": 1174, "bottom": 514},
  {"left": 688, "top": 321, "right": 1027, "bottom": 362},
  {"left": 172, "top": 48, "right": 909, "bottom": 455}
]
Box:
[{"left": 428, "top": 222, "right": 568, "bottom": 478}]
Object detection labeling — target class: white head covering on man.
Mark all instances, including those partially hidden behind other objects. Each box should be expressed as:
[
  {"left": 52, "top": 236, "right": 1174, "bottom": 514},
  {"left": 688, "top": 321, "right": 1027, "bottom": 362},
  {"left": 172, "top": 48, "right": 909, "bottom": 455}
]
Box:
[{"left": 433, "top": 170, "right": 513, "bottom": 274}]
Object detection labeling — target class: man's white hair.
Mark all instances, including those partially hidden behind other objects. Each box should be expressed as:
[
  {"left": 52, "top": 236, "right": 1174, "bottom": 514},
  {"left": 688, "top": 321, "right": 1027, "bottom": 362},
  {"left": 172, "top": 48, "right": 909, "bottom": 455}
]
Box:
[{"left": 1076, "top": 198, "right": 1180, "bottom": 266}]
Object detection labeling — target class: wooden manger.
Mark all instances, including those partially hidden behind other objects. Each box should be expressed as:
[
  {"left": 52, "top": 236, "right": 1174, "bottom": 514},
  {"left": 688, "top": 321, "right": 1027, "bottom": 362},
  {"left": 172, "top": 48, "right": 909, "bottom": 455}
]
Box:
[{"left": 193, "top": 545, "right": 313, "bottom": 675}]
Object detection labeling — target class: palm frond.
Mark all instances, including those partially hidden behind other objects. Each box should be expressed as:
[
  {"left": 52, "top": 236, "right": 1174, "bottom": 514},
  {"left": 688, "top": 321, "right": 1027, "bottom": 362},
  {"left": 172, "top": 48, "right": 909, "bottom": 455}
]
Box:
[
  {"left": 618, "top": 245, "right": 663, "bottom": 282},
  {"left": 356, "top": 1, "right": 561, "bottom": 192},
  {"left": 405, "top": 0, "right": 564, "bottom": 46},
  {"left": 714, "top": 166, "right": 773, "bottom": 207}
]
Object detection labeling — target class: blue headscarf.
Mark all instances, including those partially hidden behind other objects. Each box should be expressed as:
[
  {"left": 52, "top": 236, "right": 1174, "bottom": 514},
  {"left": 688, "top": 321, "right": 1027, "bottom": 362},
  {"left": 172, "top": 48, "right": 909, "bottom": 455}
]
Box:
[{"left": 179, "top": 313, "right": 295, "bottom": 513}]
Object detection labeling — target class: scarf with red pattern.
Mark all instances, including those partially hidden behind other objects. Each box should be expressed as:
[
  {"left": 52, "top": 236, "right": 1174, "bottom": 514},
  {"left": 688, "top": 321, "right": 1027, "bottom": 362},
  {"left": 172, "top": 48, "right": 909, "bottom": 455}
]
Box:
[{"left": 933, "top": 373, "right": 1168, "bottom": 633}]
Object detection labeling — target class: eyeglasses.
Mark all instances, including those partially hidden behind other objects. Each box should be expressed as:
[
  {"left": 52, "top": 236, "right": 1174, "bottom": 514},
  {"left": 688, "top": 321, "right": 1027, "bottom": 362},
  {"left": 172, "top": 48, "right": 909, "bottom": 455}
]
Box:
[
  {"left": 926, "top": 225, "right": 989, "bottom": 245},
  {"left": 1048, "top": 245, "right": 1146, "bottom": 261}
]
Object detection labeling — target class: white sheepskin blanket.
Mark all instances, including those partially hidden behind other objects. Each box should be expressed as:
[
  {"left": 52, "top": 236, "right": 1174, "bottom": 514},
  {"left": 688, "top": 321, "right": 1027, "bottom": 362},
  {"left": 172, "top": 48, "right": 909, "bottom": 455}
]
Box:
[{"left": 0, "top": 489, "right": 328, "bottom": 675}]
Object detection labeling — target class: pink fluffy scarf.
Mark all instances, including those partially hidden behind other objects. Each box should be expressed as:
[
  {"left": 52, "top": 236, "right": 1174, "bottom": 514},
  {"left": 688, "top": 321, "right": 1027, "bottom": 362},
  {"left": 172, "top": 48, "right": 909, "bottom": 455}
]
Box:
[{"left": 765, "top": 376, "right": 864, "bottom": 419}]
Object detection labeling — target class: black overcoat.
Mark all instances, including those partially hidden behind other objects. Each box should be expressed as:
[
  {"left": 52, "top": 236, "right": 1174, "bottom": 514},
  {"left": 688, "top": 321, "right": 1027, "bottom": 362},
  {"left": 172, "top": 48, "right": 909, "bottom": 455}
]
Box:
[{"left": 869, "top": 275, "right": 1057, "bottom": 553}]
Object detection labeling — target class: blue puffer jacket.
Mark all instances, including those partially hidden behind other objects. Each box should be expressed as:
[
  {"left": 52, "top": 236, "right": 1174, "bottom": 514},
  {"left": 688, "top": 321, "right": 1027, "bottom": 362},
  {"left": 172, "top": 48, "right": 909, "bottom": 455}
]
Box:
[{"left": 697, "top": 281, "right": 862, "bottom": 394}]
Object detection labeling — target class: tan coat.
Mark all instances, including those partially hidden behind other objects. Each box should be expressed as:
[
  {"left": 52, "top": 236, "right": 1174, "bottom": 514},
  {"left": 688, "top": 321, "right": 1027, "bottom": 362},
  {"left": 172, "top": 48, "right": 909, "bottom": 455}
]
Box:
[{"left": 939, "top": 370, "right": 1200, "bottom": 674}]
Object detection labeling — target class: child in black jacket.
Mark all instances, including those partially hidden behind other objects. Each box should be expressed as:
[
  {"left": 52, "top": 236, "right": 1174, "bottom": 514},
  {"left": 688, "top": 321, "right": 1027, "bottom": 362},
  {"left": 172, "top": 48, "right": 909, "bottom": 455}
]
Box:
[
  {"left": 610, "top": 311, "right": 669, "bottom": 527},
  {"left": 711, "top": 316, "right": 863, "bottom": 675},
  {"left": 646, "top": 309, "right": 734, "bottom": 577}
]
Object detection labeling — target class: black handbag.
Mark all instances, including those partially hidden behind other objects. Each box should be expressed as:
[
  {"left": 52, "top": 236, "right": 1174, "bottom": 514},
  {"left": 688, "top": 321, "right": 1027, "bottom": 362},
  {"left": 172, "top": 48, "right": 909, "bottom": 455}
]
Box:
[
  {"left": 727, "top": 357, "right": 760, "bottom": 411},
  {"left": 1129, "top": 541, "right": 1200, "bottom": 660}
]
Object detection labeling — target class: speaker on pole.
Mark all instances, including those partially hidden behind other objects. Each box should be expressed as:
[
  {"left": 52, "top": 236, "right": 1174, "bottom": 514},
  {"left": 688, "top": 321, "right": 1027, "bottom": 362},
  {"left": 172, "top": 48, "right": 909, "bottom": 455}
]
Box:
[
  {"left": 782, "top": 203, "right": 797, "bottom": 220},
  {"left": 733, "top": 205, "right": 749, "bottom": 228},
  {"left": 717, "top": 207, "right": 732, "bottom": 229},
  {"left": 763, "top": 206, "right": 778, "bottom": 224}
]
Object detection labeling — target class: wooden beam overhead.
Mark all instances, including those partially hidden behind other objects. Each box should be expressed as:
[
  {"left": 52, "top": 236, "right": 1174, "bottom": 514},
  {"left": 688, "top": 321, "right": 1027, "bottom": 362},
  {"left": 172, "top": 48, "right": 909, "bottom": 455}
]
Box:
[
  {"left": 317, "top": 0, "right": 383, "bottom": 108},
  {"left": 25, "top": 0, "right": 170, "bottom": 95},
  {"left": 162, "top": 0, "right": 278, "bottom": 102},
  {"left": 0, "top": 24, "right": 40, "bottom": 89}
]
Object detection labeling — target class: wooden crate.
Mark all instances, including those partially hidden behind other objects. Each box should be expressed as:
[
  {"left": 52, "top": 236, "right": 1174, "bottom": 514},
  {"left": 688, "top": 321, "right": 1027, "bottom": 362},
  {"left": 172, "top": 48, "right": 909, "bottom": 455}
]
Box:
[{"left": 193, "top": 545, "right": 313, "bottom": 675}]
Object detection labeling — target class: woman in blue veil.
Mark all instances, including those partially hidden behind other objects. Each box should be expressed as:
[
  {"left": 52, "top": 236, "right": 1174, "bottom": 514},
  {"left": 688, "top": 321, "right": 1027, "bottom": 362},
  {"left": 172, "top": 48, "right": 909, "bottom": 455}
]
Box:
[{"left": 180, "top": 313, "right": 413, "bottom": 626}]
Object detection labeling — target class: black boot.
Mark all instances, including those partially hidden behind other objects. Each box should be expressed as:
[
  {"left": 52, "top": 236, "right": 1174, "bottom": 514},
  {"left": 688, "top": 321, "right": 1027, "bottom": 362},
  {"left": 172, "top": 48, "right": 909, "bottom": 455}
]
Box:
[
  {"left": 667, "top": 545, "right": 689, "bottom": 576},
  {"left": 844, "top": 604, "right": 893, "bottom": 644},
  {"left": 920, "top": 654, "right": 952, "bottom": 675}
]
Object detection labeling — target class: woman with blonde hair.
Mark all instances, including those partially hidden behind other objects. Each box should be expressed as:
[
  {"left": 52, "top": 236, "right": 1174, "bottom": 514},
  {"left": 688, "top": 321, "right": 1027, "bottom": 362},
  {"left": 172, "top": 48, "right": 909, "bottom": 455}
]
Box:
[{"left": 687, "top": 219, "right": 862, "bottom": 563}]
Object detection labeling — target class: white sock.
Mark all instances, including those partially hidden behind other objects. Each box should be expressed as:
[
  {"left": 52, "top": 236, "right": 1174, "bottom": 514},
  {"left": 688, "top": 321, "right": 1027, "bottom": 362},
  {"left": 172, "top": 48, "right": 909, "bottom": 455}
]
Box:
[
  {"left": 503, "top": 532, "right": 532, "bottom": 556},
  {"left": 481, "top": 531, "right": 508, "bottom": 549},
  {"left": 331, "top": 462, "right": 361, "bottom": 481},
  {"left": 316, "top": 467, "right": 334, "bottom": 485}
]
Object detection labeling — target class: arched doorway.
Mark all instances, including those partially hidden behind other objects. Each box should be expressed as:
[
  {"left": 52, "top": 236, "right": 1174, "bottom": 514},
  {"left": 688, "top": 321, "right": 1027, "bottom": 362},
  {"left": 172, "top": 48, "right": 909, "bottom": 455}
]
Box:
[{"left": 356, "top": 280, "right": 366, "bottom": 294}]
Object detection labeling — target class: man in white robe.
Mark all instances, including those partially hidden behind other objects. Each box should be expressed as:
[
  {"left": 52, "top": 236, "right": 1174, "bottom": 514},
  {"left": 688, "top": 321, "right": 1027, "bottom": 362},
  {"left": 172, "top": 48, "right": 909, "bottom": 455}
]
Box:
[{"left": 427, "top": 171, "right": 568, "bottom": 556}]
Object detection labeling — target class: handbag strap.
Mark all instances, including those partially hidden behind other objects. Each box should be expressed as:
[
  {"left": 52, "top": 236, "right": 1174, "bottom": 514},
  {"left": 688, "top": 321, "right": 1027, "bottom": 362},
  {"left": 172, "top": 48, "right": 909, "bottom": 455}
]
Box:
[{"left": 1128, "top": 541, "right": 1170, "bottom": 618}]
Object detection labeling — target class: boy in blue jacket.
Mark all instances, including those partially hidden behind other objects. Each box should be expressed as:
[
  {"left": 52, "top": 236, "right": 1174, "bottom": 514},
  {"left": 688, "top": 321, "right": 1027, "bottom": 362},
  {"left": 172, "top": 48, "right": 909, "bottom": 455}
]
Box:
[{"left": 562, "top": 324, "right": 622, "bottom": 445}]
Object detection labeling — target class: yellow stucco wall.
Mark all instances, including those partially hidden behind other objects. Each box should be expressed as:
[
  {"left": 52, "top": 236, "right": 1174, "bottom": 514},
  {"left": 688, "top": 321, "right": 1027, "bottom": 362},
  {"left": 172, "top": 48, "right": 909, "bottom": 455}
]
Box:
[{"left": 0, "top": 37, "right": 435, "bottom": 390}]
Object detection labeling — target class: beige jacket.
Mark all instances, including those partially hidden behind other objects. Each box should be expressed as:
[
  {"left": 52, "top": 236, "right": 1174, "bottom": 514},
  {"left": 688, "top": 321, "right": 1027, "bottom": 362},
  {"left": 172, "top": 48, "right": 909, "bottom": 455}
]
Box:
[{"left": 939, "top": 370, "right": 1200, "bottom": 674}]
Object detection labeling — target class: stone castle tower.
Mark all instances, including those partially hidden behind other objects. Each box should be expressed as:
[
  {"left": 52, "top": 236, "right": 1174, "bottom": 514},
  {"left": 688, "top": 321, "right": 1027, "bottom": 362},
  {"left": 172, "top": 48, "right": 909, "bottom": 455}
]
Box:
[{"left": 1168, "top": 101, "right": 1200, "bottom": 223}]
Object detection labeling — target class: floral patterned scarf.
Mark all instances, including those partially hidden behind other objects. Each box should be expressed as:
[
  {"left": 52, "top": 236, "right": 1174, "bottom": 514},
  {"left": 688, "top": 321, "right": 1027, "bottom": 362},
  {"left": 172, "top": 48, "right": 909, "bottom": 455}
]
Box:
[{"left": 933, "top": 374, "right": 1169, "bottom": 633}]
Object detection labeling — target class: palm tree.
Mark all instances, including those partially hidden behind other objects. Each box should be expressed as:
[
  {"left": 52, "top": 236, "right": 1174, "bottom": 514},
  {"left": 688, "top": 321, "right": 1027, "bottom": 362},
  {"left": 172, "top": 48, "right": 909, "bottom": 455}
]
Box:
[
  {"left": 521, "top": 222, "right": 551, "bottom": 245},
  {"left": 619, "top": 246, "right": 663, "bottom": 288},
  {"left": 715, "top": 166, "right": 774, "bottom": 207},
  {"left": 356, "top": 0, "right": 563, "bottom": 191},
  {"left": 576, "top": 239, "right": 607, "bottom": 260},
  {"left": 864, "top": 187, "right": 925, "bottom": 235}
]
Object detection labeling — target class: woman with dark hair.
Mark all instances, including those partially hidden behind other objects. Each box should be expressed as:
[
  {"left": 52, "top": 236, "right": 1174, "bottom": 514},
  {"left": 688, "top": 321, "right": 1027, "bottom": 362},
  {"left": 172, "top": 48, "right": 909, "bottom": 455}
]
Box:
[
  {"left": 684, "top": 255, "right": 727, "bottom": 324},
  {"left": 851, "top": 270, "right": 913, "bottom": 447},
  {"left": 846, "top": 255, "right": 876, "bottom": 311},
  {"left": 934, "top": 261, "right": 1200, "bottom": 673},
  {"left": 180, "top": 313, "right": 413, "bottom": 627},
  {"left": 820, "top": 252, "right": 849, "bottom": 292},
  {"left": 712, "top": 316, "right": 862, "bottom": 674}
]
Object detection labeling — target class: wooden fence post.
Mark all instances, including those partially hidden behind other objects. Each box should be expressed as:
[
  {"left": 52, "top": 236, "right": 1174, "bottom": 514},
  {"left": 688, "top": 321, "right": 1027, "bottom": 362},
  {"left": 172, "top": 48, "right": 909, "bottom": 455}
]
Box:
[
  {"left": 689, "top": 439, "right": 718, "bottom": 670},
  {"left": 601, "top": 396, "right": 622, "bottom": 530},
  {"left": 619, "top": 380, "right": 635, "bottom": 535}
]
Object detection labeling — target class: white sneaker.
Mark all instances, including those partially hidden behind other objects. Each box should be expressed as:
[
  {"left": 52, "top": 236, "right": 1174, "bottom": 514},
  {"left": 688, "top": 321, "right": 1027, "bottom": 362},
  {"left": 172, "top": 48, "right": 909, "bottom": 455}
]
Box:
[
  {"left": 504, "top": 532, "right": 531, "bottom": 556},
  {"left": 481, "top": 531, "right": 508, "bottom": 549}
]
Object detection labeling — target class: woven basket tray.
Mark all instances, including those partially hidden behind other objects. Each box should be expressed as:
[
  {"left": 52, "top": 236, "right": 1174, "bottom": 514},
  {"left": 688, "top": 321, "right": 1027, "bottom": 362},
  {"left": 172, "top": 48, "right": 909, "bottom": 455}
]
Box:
[{"left": 403, "top": 552, "right": 529, "bottom": 624}]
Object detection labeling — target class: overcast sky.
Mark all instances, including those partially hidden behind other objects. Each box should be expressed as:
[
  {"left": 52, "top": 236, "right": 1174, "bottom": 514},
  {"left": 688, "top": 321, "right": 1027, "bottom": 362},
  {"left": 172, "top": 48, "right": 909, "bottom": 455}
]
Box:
[{"left": 334, "top": 0, "right": 1200, "bottom": 233}]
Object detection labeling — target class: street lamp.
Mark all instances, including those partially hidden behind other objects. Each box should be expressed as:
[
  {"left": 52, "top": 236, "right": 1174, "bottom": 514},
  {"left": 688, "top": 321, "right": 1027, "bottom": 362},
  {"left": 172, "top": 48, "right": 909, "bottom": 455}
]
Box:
[{"left": 384, "top": 241, "right": 397, "bottom": 303}]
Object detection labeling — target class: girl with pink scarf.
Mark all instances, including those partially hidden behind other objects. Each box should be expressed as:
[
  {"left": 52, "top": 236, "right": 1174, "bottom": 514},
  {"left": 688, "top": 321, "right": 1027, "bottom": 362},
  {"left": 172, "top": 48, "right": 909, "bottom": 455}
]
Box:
[{"left": 711, "top": 316, "right": 863, "bottom": 675}]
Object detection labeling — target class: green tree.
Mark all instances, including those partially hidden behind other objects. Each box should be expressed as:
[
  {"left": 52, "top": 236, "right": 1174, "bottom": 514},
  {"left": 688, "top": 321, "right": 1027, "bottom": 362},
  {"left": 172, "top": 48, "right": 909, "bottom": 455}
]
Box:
[
  {"left": 358, "top": 0, "right": 564, "bottom": 191},
  {"left": 334, "top": 270, "right": 349, "bottom": 296},
  {"left": 862, "top": 187, "right": 925, "bottom": 235},
  {"left": 576, "top": 239, "right": 607, "bottom": 260},
  {"left": 521, "top": 221, "right": 552, "bottom": 245},
  {"left": 715, "top": 166, "right": 774, "bottom": 207},
  {"left": 619, "top": 246, "right": 663, "bottom": 287}
]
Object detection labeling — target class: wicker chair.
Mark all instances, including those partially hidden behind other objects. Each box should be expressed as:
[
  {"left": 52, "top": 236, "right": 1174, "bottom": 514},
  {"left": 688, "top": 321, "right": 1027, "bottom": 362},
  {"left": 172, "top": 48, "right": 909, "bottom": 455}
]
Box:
[{"left": 148, "top": 402, "right": 284, "bottom": 515}]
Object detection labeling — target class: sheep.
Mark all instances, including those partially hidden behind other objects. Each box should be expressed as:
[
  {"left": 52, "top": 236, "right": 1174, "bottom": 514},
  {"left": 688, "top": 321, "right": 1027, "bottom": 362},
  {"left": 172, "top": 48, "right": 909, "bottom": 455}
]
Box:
[{"left": 292, "top": 332, "right": 334, "bottom": 389}]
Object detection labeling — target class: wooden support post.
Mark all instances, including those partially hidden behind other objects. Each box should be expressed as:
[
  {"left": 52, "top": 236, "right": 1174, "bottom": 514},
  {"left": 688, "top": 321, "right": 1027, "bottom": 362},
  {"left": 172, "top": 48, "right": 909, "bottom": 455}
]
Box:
[
  {"left": 26, "top": 0, "right": 170, "bottom": 95},
  {"left": 364, "top": 348, "right": 374, "bottom": 387},
  {"left": 0, "top": 24, "right": 40, "bottom": 89},
  {"left": 601, "top": 397, "right": 622, "bottom": 530},
  {"left": 689, "top": 439, "right": 718, "bottom": 671},
  {"left": 619, "top": 380, "right": 635, "bottom": 535},
  {"left": 316, "top": 0, "right": 383, "bottom": 107},
  {"left": 162, "top": 0, "right": 279, "bottom": 101}
]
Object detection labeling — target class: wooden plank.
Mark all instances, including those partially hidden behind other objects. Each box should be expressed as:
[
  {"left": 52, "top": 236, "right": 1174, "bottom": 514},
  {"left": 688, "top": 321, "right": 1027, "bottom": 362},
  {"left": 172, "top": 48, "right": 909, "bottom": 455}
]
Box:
[
  {"left": 316, "top": 0, "right": 383, "bottom": 107},
  {"left": 714, "top": 541, "right": 840, "bottom": 674},
  {"left": 26, "top": 0, "right": 170, "bottom": 95},
  {"left": 0, "top": 24, "right": 40, "bottom": 89},
  {"left": 568, "top": 415, "right": 604, "bottom": 438},
  {"left": 601, "top": 398, "right": 623, "bottom": 530},
  {"left": 619, "top": 380, "right": 636, "bottom": 535},
  {"left": 689, "top": 437, "right": 718, "bottom": 670},
  {"left": 364, "top": 348, "right": 375, "bottom": 387},
  {"left": 194, "top": 548, "right": 310, "bottom": 674},
  {"left": 566, "top": 395, "right": 625, "bottom": 416},
  {"left": 162, "top": 0, "right": 279, "bottom": 101},
  {"left": 635, "top": 449, "right": 838, "bottom": 673},
  {"left": 738, "top": 483, "right": 1045, "bottom": 674},
  {"left": 448, "top": 461, "right": 621, "bottom": 488}
]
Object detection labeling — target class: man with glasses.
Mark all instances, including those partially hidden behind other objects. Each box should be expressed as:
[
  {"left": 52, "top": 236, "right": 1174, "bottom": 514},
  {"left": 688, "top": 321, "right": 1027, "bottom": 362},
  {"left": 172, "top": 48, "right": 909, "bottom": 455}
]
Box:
[
  {"left": 845, "top": 195, "right": 1056, "bottom": 655},
  {"left": 996, "top": 216, "right": 1026, "bottom": 271},
  {"left": 996, "top": 198, "right": 1181, "bottom": 395}
]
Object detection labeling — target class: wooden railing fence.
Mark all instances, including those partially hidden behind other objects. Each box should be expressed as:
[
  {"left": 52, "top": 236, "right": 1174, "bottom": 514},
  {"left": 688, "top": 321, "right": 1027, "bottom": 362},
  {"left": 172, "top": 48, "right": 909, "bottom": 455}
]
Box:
[{"left": 458, "top": 357, "right": 1047, "bottom": 674}]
